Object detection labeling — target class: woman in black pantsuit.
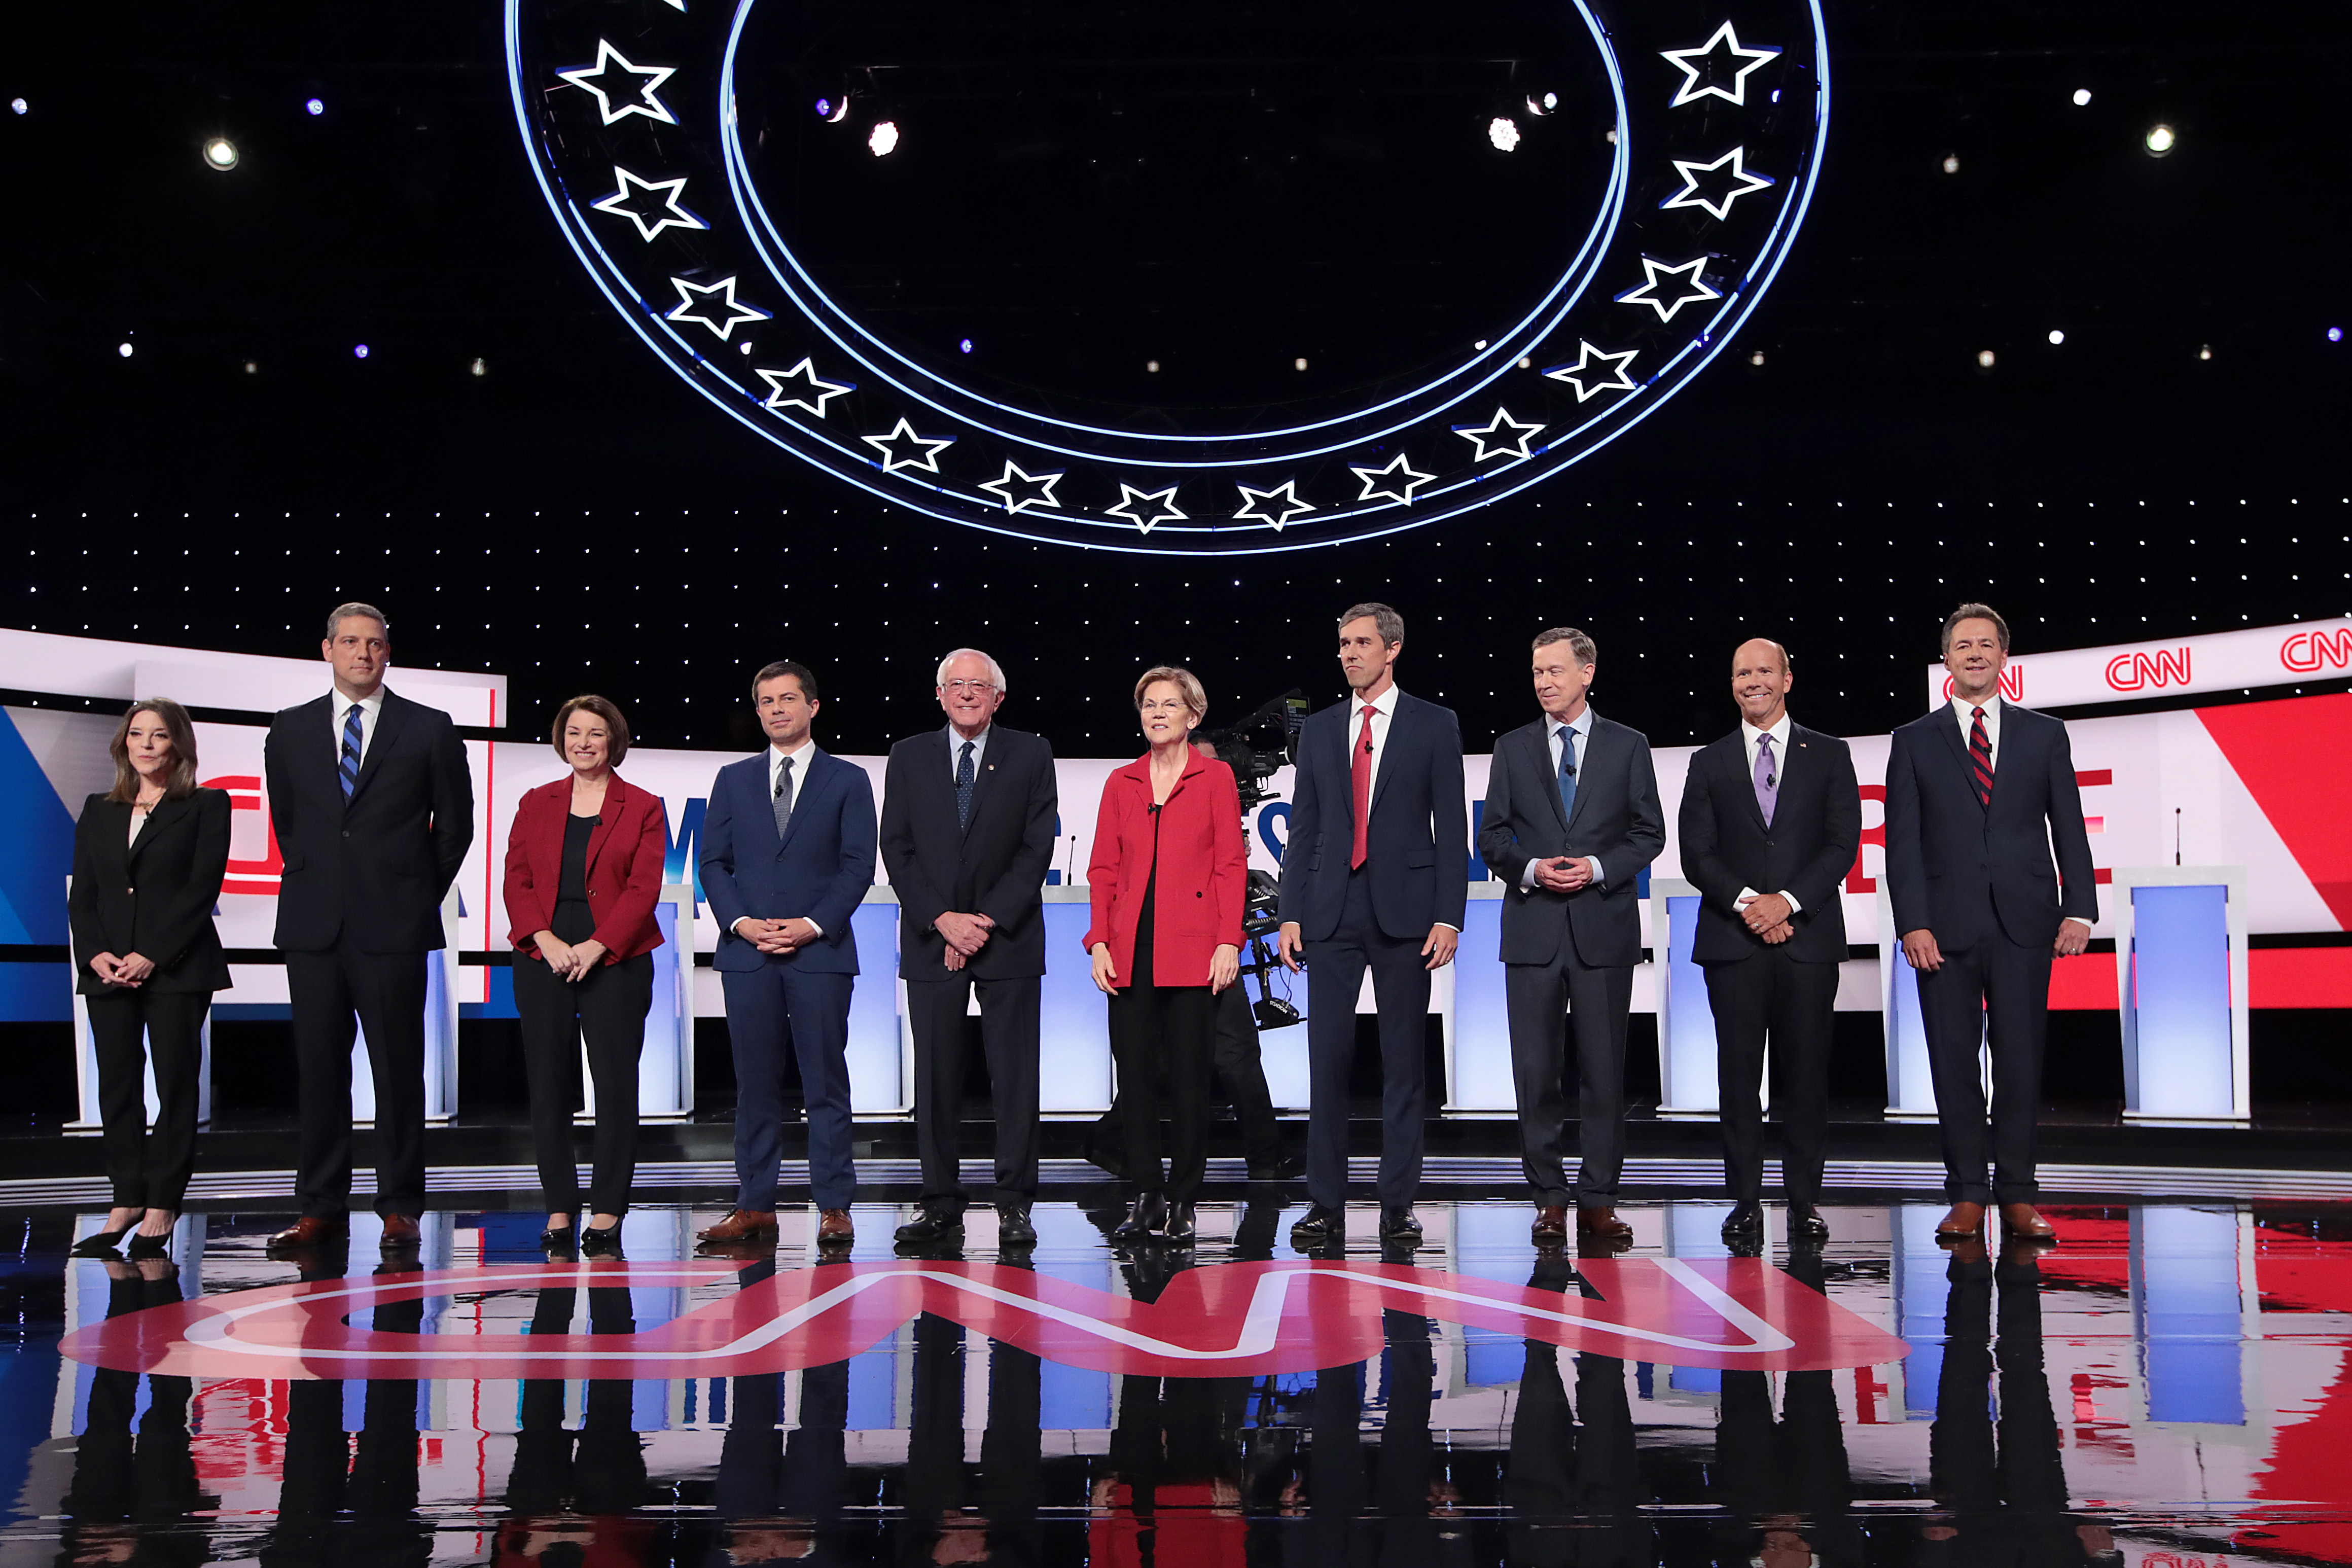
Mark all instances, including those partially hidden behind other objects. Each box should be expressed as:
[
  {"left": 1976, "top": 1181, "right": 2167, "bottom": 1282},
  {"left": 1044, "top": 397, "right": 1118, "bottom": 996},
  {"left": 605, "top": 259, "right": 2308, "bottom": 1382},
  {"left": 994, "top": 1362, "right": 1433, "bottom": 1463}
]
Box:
[
  {"left": 503, "top": 695, "right": 667, "bottom": 1256},
  {"left": 67, "top": 698, "right": 231, "bottom": 1259}
]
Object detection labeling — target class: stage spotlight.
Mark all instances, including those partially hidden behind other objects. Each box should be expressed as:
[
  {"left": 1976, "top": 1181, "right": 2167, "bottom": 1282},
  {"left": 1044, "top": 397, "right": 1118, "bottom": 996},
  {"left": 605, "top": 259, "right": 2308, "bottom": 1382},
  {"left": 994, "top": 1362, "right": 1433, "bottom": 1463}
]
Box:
[
  {"left": 470, "top": 357, "right": 487, "bottom": 376},
  {"left": 868, "top": 120, "right": 899, "bottom": 156},
  {"left": 9, "top": 98, "right": 25, "bottom": 116},
  {"left": 2047, "top": 329, "right": 2065, "bottom": 346},
  {"left": 117, "top": 342, "right": 133, "bottom": 359},
  {"left": 1941, "top": 154, "right": 1959, "bottom": 174},
  {"left": 1488, "top": 116, "right": 1521, "bottom": 152},
  {"left": 1977, "top": 349, "right": 1997, "bottom": 369},
  {"left": 353, "top": 343, "right": 370, "bottom": 360},
  {"left": 2198, "top": 344, "right": 2213, "bottom": 362},
  {"left": 305, "top": 97, "right": 324, "bottom": 116},
  {"left": 203, "top": 137, "right": 239, "bottom": 171},
  {"left": 2072, "top": 88, "right": 2092, "bottom": 106},
  {"left": 2145, "top": 123, "right": 2176, "bottom": 155}
]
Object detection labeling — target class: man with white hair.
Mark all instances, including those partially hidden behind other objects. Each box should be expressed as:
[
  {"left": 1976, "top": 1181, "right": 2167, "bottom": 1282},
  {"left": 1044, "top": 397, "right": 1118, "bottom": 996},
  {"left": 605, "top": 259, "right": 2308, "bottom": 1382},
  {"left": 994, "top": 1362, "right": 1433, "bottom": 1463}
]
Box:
[{"left": 880, "top": 649, "right": 1060, "bottom": 1246}]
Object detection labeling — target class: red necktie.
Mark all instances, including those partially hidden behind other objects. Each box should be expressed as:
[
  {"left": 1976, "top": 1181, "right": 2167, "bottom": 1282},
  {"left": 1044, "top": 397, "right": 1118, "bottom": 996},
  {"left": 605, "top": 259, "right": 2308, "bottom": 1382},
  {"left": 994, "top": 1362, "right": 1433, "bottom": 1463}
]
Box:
[
  {"left": 1968, "top": 706, "right": 1994, "bottom": 807},
  {"left": 1349, "top": 705, "right": 1376, "bottom": 869}
]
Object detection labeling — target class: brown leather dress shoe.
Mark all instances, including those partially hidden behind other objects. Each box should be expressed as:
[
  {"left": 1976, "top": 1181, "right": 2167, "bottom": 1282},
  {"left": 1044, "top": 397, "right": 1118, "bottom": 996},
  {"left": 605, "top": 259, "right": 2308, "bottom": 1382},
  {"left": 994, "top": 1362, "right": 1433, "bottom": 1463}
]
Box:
[
  {"left": 267, "top": 1215, "right": 347, "bottom": 1250},
  {"left": 1934, "top": 1201, "right": 1987, "bottom": 1240},
  {"left": 378, "top": 1214, "right": 421, "bottom": 1249},
  {"left": 2001, "top": 1203, "right": 2058, "bottom": 1242},
  {"left": 697, "top": 1209, "right": 779, "bottom": 1246},
  {"left": 1531, "top": 1205, "right": 1569, "bottom": 1243},
  {"left": 817, "top": 1208, "right": 854, "bottom": 1245},
  {"left": 1577, "top": 1206, "right": 1634, "bottom": 1240}
]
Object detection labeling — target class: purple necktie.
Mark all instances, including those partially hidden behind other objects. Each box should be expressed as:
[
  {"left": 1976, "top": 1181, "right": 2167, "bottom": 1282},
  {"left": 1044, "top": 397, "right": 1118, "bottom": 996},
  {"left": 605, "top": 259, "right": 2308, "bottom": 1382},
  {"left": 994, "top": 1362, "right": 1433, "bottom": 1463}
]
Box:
[{"left": 1754, "top": 733, "right": 1778, "bottom": 828}]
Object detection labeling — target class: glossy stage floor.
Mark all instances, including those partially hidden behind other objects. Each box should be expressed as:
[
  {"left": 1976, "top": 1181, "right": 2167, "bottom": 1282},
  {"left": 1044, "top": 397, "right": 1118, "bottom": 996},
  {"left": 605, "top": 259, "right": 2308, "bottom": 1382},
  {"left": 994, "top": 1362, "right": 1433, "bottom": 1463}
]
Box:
[{"left": 11, "top": 1184, "right": 2352, "bottom": 1566}]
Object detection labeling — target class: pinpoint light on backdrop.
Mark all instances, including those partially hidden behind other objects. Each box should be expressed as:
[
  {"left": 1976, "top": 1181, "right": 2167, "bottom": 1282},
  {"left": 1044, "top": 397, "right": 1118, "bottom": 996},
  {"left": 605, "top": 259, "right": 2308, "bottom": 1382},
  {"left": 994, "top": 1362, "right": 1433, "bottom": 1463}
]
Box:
[{"left": 202, "top": 137, "right": 238, "bottom": 170}]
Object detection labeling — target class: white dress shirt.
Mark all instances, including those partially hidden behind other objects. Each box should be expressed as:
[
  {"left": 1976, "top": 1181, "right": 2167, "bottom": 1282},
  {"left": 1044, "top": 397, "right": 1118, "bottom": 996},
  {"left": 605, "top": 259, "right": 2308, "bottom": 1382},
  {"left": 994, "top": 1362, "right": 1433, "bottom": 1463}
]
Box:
[
  {"left": 1737, "top": 711, "right": 1800, "bottom": 915},
  {"left": 1948, "top": 693, "right": 2003, "bottom": 771},
  {"left": 947, "top": 724, "right": 990, "bottom": 781},
  {"left": 1520, "top": 706, "right": 1607, "bottom": 890},
  {"left": 735, "top": 738, "right": 824, "bottom": 940},
  {"left": 330, "top": 687, "right": 385, "bottom": 767}
]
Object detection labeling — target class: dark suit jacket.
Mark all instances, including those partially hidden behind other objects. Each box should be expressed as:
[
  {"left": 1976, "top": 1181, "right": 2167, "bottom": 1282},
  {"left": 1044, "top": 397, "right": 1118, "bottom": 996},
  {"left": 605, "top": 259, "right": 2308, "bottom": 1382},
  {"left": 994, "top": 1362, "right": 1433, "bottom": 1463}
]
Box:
[
  {"left": 264, "top": 688, "right": 475, "bottom": 953},
  {"left": 878, "top": 726, "right": 1058, "bottom": 982},
  {"left": 700, "top": 746, "right": 877, "bottom": 976},
  {"left": 1677, "top": 723, "right": 1861, "bottom": 966},
  {"left": 68, "top": 790, "right": 233, "bottom": 994},
  {"left": 502, "top": 772, "right": 669, "bottom": 964},
  {"left": 1884, "top": 701, "right": 2098, "bottom": 951},
  {"left": 1082, "top": 752, "right": 1249, "bottom": 988},
  {"left": 1476, "top": 711, "right": 1664, "bottom": 968},
  {"left": 1276, "top": 690, "right": 1469, "bottom": 942}
]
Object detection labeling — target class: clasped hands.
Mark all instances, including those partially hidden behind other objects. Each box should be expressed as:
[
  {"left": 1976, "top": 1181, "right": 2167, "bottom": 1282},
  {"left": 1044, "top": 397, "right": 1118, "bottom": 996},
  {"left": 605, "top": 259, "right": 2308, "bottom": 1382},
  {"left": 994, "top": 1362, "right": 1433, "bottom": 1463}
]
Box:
[
  {"left": 1735, "top": 891, "right": 1797, "bottom": 946},
  {"left": 935, "top": 910, "right": 994, "bottom": 972},
  {"left": 732, "top": 917, "right": 821, "bottom": 957},
  {"left": 533, "top": 932, "right": 613, "bottom": 980},
  {"left": 86, "top": 951, "right": 155, "bottom": 988}
]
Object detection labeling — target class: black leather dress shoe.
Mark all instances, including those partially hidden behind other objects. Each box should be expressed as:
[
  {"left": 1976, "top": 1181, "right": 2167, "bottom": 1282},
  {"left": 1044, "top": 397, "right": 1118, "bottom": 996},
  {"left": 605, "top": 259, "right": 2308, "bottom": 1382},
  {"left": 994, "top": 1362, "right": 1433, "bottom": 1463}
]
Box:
[
  {"left": 1111, "top": 1193, "right": 1169, "bottom": 1242},
  {"left": 1788, "top": 1204, "right": 1830, "bottom": 1244},
  {"left": 1162, "top": 1202, "right": 1197, "bottom": 1242},
  {"left": 1720, "top": 1200, "right": 1765, "bottom": 1242},
  {"left": 1288, "top": 1204, "right": 1344, "bottom": 1247},
  {"left": 1248, "top": 1152, "right": 1305, "bottom": 1182},
  {"left": 995, "top": 1202, "right": 1037, "bottom": 1246},
  {"left": 894, "top": 1205, "right": 966, "bottom": 1245},
  {"left": 1378, "top": 1206, "right": 1423, "bottom": 1244}
]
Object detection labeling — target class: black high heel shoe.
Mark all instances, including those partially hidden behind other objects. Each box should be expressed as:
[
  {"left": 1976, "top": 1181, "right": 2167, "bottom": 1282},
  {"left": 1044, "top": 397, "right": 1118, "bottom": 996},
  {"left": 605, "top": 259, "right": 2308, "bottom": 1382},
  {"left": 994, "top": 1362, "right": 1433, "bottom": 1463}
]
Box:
[
  {"left": 542, "top": 1222, "right": 578, "bottom": 1257},
  {"left": 1110, "top": 1193, "right": 1169, "bottom": 1242},
  {"left": 70, "top": 1225, "right": 134, "bottom": 1259},
  {"left": 579, "top": 1222, "right": 624, "bottom": 1258},
  {"left": 126, "top": 1227, "right": 174, "bottom": 1260}
]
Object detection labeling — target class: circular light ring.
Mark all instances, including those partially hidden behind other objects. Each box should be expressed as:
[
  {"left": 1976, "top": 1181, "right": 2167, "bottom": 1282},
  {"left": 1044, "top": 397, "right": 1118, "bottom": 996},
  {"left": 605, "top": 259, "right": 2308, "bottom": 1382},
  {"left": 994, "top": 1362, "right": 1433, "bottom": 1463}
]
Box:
[{"left": 507, "top": 0, "right": 1830, "bottom": 553}]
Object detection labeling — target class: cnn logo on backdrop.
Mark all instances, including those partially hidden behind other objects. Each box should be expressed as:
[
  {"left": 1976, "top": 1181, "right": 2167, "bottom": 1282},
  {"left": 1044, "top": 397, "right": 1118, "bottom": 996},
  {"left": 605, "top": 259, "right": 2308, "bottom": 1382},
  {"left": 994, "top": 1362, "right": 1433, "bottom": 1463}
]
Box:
[
  {"left": 2281, "top": 625, "right": 2352, "bottom": 674},
  {"left": 2105, "top": 646, "right": 2192, "bottom": 691}
]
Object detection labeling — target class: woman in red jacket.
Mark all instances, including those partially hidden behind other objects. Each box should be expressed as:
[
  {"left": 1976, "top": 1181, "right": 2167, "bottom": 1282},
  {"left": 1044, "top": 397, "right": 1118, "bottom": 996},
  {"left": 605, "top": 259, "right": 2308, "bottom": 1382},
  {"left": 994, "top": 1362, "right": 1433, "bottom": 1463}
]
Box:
[
  {"left": 504, "top": 695, "right": 667, "bottom": 1255},
  {"left": 1085, "top": 666, "right": 1248, "bottom": 1243}
]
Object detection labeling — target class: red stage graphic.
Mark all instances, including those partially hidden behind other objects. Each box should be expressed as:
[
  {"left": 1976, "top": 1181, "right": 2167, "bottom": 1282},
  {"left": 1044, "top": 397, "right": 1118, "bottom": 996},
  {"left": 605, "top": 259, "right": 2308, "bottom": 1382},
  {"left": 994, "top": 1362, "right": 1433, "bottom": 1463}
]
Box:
[{"left": 62, "top": 1257, "right": 1909, "bottom": 1381}]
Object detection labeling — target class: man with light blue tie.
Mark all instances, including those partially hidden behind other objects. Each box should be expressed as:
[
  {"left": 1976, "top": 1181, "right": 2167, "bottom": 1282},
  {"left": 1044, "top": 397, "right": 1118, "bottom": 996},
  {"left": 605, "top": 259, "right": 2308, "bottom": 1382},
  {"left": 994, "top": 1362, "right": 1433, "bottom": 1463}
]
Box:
[
  {"left": 1476, "top": 628, "right": 1663, "bottom": 1247},
  {"left": 696, "top": 660, "right": 876, "bottom": 1251}
]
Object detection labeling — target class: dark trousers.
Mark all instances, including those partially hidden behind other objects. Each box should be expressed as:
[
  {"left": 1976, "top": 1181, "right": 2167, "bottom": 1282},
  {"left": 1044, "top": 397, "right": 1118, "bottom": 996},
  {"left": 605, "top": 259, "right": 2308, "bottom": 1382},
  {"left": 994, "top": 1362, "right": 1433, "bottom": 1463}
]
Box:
[
  {"left": 1918, "top": 914, "right": 2054, "bottom": 1204},
  {"left": 513, "top": 951, "right": 654, "bottom": 1217},
  {"left": 1702, "top": 949, "right": 1838, "bottom": 1205},
  {"left": 721, "top": 965, "right": 856, "bottom": 1211},
  {"left": 1109, "top": 981, "right": 1216, "bottom": 1201},
  {"left": 1504, "top": 932, "right": 1634, "bottom": 1207},
  {"left": 1304, "top": 869, "right": 1433, "bottom": 1210},
  {"left": 907, "top": 974, "right": 1043, "bottom": 1205},
  {"left": 286, "top": 945, "right": 429, "bottom": 1219},
  {"left": 84, "top": 988, "right": 208, "bottom": 1210}
]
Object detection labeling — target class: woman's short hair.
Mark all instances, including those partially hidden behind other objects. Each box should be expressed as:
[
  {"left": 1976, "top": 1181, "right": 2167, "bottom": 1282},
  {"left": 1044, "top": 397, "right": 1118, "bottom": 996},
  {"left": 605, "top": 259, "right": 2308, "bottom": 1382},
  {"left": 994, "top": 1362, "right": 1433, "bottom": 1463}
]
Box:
[
  {"left": 106, "top": 698, "right": 200, "bottom": 804},
  {"left": 1133, "top": 665, "right": 1208, "bottom": 722},
  {"left": 550, "top": 694, "right": 632, "bottom": 766}
]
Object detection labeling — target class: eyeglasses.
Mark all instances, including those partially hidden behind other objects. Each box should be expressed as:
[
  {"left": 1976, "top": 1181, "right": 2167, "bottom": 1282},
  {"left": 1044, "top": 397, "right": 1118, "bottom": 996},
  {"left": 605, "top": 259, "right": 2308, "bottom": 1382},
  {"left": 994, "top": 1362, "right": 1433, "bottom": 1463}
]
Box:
[{"left": 942, "top": 679, "right": 998, "bottom": 695}]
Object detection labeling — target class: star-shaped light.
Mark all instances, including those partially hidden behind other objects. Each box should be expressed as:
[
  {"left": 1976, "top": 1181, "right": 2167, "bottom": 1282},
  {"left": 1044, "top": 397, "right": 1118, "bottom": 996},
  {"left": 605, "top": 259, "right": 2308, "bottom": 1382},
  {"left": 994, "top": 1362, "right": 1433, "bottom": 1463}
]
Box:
[
  {"left": 1106, "top": 483, "right": 1186, "bottom": 533},
  {"left": 1234, "top": 480, "right": 1313, "bottom": 531},
  {"left": 862, "top": 417, "right": 953, "bottom": 474},
  {"left": 1660, "top": 147, "right": 1775, "bottom": 221},
  {"left": 1543, "top": 341, "right": 1641, "bottom": 402},
  {"left": 979, "top": 460, "right": 1064, "bottom": 513},
  {"left": 1660, "top": 23, "right": 1781, "bottom": 109},
  {"left": 1454, "top": 407, "right": 1545, "bottom": 462},
  {"left": 664, "top": 275, "right": 770, "bottom": 340},
  {"left": 589, "top": 166, "right": 708, "bottom": 242},
  {"left": 555, "top": 41, "right": 679, "bottom": 127},
  {"left": 1615, "top": 256, "right": 1723, "bottom": 322},
  {"left": 756, "top": 357, "right": 853, "bottom": 418},
  {"left": 1351, "top": 452, "right": 1435, "bottom": 506}
]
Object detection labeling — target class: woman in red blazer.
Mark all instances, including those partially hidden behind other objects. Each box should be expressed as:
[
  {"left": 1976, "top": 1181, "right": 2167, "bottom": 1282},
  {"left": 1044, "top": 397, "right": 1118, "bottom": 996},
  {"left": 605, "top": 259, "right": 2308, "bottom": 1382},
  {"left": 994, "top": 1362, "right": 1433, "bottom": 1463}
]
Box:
[
  {"left": 1085, "top": 666, "right": 1247, "bottom": 1243},
  {"left": 503, "top": 695, "right": 667, "bottom": 1256}
]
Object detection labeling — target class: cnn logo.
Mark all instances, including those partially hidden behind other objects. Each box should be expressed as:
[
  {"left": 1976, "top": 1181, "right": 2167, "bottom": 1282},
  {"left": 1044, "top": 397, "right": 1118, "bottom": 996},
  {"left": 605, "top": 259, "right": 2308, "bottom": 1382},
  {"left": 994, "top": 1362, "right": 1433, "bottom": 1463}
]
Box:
[
  {"left": 2105, "top": 647, "right": 2191, "bottom": 691},
  {"left": 2281, "top": 626, "right": 2352, "bottom": 673}
]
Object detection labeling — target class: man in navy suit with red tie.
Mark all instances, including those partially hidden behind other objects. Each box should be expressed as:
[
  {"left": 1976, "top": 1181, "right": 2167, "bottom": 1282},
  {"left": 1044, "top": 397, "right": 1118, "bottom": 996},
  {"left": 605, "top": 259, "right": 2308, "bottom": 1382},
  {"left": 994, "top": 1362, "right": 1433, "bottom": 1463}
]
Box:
[
  {"left": 1885, "top": 604, "right": 2097, "bottom": 1246},
  {"left": 1276, "top": 602, "right": 1467, "bottom": 1251},
  {"left": 696, "top": 661, "right": 877, "bottom": 1251}
]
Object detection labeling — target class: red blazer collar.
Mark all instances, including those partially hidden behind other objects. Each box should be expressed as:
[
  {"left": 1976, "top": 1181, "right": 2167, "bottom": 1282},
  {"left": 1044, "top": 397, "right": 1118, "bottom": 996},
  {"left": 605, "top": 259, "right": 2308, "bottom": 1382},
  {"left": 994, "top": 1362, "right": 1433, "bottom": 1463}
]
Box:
[{"left": 1113, "top": 750, "right": 1211, "bottom": 793}]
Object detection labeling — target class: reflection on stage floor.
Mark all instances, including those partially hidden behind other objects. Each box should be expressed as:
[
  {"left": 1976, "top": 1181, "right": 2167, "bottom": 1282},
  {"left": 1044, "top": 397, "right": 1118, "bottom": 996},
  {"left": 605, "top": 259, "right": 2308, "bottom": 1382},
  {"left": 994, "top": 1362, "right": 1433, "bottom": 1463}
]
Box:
[{"left": 8, "top": 1195, "right": 2352, "bottom": 1564}]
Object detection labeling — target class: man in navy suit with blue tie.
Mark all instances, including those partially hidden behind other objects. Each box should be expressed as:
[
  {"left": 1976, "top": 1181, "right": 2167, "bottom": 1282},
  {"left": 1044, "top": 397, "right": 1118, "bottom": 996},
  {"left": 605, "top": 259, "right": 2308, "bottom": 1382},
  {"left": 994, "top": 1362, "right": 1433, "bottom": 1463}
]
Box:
[
  {"left": 697, "top": 661, "right": 877, "bottom": 1250},
  {"left": 1276, "top": 602, "right": 1467, "bottom": 1251}
]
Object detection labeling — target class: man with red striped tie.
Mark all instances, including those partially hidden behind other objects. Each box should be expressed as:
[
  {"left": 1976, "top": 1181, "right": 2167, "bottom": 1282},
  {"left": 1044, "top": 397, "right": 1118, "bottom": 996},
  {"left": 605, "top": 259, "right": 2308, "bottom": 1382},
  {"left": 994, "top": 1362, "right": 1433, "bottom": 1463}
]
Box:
[{"left": 1885, "top": 604, "right": 2097, "bottom": 1246}]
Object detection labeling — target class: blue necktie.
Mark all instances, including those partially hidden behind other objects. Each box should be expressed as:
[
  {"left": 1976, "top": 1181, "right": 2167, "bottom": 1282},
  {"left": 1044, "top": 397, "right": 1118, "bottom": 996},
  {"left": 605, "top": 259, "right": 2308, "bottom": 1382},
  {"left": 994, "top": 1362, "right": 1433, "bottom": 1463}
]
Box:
[
  {"left": 954, "top": 740, "right": 976, "bottom": 831},
  {"left": 339, "top": 703, "right": 363, "bottom": 799},
  {"left": 1556, "top": 726, "right": 1578, "bottom": 823}
]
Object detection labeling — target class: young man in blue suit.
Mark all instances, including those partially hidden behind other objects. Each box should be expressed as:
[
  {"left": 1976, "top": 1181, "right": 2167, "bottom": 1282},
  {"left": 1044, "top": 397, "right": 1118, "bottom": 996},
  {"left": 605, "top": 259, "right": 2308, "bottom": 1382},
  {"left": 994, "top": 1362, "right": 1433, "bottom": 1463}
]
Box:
[
  {"left": 1276, "top": 602, "right": 1467, "bottom": 1250},
  {"left": 1886, "top": 604, "right": 2097, "bottom": 1246},
  {"left": 697, "top": 661, "right": 877, "bottom": 1250}
]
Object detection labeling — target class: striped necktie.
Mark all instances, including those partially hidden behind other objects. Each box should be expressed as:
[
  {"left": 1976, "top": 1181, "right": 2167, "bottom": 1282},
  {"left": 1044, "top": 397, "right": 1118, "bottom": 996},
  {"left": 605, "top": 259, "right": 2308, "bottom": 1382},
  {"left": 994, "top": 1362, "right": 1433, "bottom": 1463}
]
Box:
[
  {"left": 1968, "top": 706, "right": 1994, "bottom": 807},
  {"left": 339, "top": 703, "right": 364, "bottom": 799}
]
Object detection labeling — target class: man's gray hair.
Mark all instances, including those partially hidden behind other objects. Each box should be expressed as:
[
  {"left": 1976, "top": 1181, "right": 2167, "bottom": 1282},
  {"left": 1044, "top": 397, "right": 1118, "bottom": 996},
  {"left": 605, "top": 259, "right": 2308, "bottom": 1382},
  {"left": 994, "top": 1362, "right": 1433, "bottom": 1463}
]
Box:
[
  {"left": 935, "top": 647, "right": 1009, "bottom": 694},
  {"left": 326, "top": 601, "right": 389, "bottom": 642},
  {"left": 1338, "top": 602, "right": 1404, "bottom": 647}
]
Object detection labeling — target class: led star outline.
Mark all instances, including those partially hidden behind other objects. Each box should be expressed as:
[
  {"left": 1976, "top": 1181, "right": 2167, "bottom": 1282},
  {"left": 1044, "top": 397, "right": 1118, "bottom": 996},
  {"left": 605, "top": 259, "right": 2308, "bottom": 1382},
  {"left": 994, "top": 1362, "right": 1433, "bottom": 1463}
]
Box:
[
  {"left": 1351, "top": 452, "right": 1436, "bottom": 506},
  {"left": 979, "top": 460, "right": 1065, "bottom": 514},
  {"left": 1234, "top": 481, "right": 1313, "bottom": 531},
  {"left": 862, "top": 417, "right": 954, "bottom": 474},
  {"left": 555, "top": 41, "right": 679, "bottom": 127},
  {"left": 589, "top": 167, "right": 709, "bottom": 242},
  {"left": 1106, "top": 483, "right": 1186, "bottom": 533},
  {"left": 664, "top": 275, "right": 770, "bottom": 341},
  {"left": 1543, "top": 342, "right": 1641, "bottom": 402},
  {"left": 1615, "top": 256, "right": 1724, "bottom": 323},
  {"left": 1660, "top": 147, "right": 1776, "bottom": 222},
  {"left": 756, "top": 358, "right": 853, "bottom": 418},
  {"left": 1660, "top": 23, "right": 1781, "bottom": 109},
  {"left": 1454, "top": 407, "right": 1545, "bottom": 463}
]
